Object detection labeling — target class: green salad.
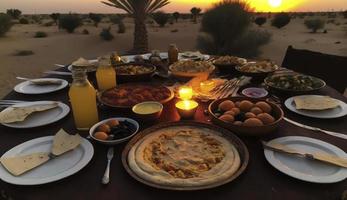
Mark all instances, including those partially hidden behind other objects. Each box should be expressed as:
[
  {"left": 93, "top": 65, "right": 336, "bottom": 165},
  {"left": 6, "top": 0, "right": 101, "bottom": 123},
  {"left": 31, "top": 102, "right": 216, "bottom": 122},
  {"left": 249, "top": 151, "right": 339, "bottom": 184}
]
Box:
[{"left": 266, "top": 74, "right": 324, "bottom": 91}]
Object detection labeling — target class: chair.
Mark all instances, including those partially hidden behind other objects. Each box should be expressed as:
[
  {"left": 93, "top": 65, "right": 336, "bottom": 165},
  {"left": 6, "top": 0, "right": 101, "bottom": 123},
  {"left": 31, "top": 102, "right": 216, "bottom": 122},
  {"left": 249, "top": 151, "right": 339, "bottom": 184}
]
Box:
[{"left": 281, "top": 46, "right": 347, "bottom": 93}]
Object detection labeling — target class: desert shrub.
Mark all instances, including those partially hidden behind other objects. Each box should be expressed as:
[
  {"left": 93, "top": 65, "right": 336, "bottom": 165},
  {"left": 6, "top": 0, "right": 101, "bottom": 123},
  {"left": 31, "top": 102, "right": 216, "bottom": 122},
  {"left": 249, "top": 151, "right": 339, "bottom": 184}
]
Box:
[
  {"left": 50, "top": 13, "right": 60, "bottom": 24},
  {"left": 271, "top": 13, "right": 291, "bottom": 29},
  {"left": 34, "top": 31, "right": 47, "bottom": 38},
  {"left": 31, "top": 15, "right": 42, "bottom": 24},
  {"left": 89, "top": 13, "right": 102, "bottom": 27},
  {"left": 304, "top": 19, "right": 325, "bottom": 33},
  {"left": 171, "top": 29, "right": 178, "bottom": 33},
  {"left": 59, "top": 14, "right": 82, "bottom": 33},
  {"left": 82, "top": 29, "right": 89, "bottom": 34},
  {"left": 173, "top": 12, "right": 180, "bottom": 22},
  {"left": 118, "top": 21, "right": 126, "bottom": 33},
  {"left": 327, "top": 19, "right": 335, "bottom": 24},
  {"left": 6, "top": 9, "right": 21, "bottom": 19},
  {"left": 328, "top": 13, "right": 336, "bottom": 18},
  {"left": 197, "top": 1, "right": 270, "bottom": 57},
  {"left": 100, "top": 27, "right": 114, "bottom": 41},
  {"left": 110, "top": 14, "right": 123, "bottom": 24},
  {"left": 19, "top": 18, "right": 29, "bottom": 24},
  {"left": 0, "top": 13, "right": 13, "bottom": 37},
  {"left": 13, "top": 50, "right": 34, "bottom": 56},
  {"left": 343, "top": 11, "right": 347, "bottom": 19},
  {"left": 254, "top": 17, "right": 266, "bottom": 26},
  {"left": 152, "top": 11, "right": 169, "bottom": 27},
  {"left": 44, "top": 21, "right": 55, "bottom": 26}
]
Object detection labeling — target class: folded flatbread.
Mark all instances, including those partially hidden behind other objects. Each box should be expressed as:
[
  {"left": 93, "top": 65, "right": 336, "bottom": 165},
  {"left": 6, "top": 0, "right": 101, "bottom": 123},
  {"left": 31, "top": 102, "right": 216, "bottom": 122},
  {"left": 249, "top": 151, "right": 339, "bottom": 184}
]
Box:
[
  {"left": 294, "top": 96, "right": 340, "bottom": 110},
  {"left": 0, "top": 153, "right": 50, "bottom": 176},
  {"left": 0, "top": 103, "right": 58, "bottom": 124},
  {"left": 51, "top": 129, "right": 82, "bottom": 156},
  {"left": 0, "top": 129, "right": 82, "bottom": 176}
]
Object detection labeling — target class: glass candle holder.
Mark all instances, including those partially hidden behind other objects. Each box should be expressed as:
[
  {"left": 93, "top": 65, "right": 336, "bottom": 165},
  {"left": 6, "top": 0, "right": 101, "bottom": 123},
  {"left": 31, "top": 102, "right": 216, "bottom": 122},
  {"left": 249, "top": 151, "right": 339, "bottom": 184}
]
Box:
[
  {"left": 175, "top": 100, "right": 199, "bottom": 119},
  {"left": 200, "top": 80, "right": 216, "bottom": 93},
  {"left": 178, "top": 86, "right": 193, "bottom": 100}
]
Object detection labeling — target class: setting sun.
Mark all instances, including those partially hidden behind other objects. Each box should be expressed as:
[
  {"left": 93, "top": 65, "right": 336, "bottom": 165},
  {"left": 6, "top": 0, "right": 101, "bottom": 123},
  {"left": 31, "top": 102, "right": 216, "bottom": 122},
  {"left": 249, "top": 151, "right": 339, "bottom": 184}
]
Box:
[{"left": 268, "top": 0, "right": 282, "bottom": 8}]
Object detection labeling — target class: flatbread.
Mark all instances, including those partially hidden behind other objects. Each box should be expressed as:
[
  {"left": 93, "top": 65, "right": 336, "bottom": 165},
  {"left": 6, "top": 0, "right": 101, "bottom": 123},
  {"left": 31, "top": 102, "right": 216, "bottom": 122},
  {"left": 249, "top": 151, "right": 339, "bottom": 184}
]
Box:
[
  {"left": 294, "top": 96, "right": 340, "bottom": 110},
  {"left": 51, "top": 129, "right": 82, "bottom": 156},
  {"left": 0, "top": 153, "right": 49, "bottom": 176},
  {"left": 128, "top": 126, "right": 240, "bottom": 187},
  {"left": 0, "top": 103, "right": 58, "bottom": 124}
]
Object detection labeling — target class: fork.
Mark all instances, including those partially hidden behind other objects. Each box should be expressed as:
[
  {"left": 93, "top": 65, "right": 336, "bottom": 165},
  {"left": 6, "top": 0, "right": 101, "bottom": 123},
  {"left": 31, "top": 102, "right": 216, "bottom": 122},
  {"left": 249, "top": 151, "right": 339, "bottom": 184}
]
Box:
[{"left": 102, "top": 147, "right": 114, "bottom": 185}]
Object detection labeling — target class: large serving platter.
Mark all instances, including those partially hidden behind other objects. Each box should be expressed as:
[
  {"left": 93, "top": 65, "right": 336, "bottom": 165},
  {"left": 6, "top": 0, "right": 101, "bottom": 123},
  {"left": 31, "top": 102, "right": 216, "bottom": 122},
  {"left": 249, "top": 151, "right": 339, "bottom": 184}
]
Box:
[
  {"left": 98, "top": 83, "right": 174, "bottom": 109},
  {"left": 284, "top": 95, "right": 347, "bottom": 119},
  {"left": 0, "top": 136, "right": 94, "bottom": 185},
  {"left": 14, "top": 78, "right": 68, "bottom": 95},
  {"left": 1, "top": 101, "right": 70, "bottom": 129},
  {"left": 264, "top": 136, "right": 347, "bottom": 183},
  {"left": 122, "top": 121, "right": 249, "bottom": 190}
]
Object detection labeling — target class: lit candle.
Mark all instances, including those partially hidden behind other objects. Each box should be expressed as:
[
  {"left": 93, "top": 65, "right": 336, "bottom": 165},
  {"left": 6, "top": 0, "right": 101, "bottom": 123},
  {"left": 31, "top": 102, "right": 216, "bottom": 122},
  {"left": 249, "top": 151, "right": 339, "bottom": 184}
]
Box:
[
  {"left": 175, "top": 100, "right": 199, "bottom": 119},
  {"left": 179, "top": 86, "right": 193, "bottom": 100},
  {"left": 200, "top": 80, "right": 216, "bottom": 93}
]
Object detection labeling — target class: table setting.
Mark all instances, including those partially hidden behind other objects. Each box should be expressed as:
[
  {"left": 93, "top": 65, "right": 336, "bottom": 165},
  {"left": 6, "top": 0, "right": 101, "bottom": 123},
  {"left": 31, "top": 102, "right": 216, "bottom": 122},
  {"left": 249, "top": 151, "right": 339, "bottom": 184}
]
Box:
[{"left": 0, "top": 47, "right": 346, "bottom": 200}]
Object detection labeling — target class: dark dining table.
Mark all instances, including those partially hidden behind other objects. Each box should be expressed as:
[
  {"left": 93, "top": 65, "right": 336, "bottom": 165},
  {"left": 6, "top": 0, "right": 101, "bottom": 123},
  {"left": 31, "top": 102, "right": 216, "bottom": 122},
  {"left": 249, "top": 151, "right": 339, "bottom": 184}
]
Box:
[{"left": 0, "top": 64, "right": 346, "bottom": 200}]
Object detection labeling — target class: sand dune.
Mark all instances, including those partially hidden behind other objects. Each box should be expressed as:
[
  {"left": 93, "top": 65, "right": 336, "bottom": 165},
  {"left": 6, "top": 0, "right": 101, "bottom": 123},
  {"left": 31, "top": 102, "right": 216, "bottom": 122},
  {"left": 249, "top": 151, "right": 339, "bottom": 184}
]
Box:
[{"left": 0, "top": 16, "right": 346, "bottom": 97}]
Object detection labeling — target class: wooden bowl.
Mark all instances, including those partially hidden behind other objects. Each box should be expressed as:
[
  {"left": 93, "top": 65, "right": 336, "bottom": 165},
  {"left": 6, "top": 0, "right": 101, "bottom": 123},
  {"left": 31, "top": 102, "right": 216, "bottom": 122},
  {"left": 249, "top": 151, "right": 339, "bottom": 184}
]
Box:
[
  {"left": 114, "top": 63, "right": 156, "bottom": 83},
  {"left": 208, "top": 97, "right": 284, "bottom": 136},
  {"left": 212, "top": 57, "right": 247, "bottom": 74},
  {"left": 235, "top": 62, "right": 279, "bottom": 83}
]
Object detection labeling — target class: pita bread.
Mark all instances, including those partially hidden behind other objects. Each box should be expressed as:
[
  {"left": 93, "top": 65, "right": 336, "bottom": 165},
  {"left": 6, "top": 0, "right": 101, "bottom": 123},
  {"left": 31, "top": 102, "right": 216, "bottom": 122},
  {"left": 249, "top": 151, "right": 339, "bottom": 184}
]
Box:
[
  {"left": 0, "top": 103, "right": 58, "bottom": 124},
  {"left": 294, "top": 96, "right": 340, "bottom": 110},
  {"left": 51, "top": 129, "right": 82, "bottom": 156},
  {"left": 0, "top": 153, "right": 49, "bottom": 176}
]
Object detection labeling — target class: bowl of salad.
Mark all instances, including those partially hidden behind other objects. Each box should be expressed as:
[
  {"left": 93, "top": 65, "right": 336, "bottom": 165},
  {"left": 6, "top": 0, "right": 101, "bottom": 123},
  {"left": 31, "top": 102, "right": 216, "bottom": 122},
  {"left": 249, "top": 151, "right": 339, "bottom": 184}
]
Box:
[{"left": 264, "top": 73, "right": 326, "bottom": 94}]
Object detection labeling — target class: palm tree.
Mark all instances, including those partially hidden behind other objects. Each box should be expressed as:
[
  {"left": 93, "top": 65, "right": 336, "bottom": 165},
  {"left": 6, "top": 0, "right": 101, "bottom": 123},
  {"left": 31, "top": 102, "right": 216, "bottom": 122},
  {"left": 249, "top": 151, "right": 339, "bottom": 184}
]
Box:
[
  {"left": 102, "top": 0, "right": 170, "bottom": 53},
  {"left": 190, "top": 7, "right": 201, "bottom": 23}
]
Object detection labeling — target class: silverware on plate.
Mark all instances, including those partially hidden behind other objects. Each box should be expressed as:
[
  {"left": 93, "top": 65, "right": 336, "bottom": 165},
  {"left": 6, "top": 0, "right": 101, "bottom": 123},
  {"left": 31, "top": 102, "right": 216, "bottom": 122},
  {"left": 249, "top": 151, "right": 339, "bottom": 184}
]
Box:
[
  {"left": 284, "top": 117, "right": 347, "bottom": 140},
  {"left": 102, "top": 147, "right": 114, "bottom": 185},
  {"left": 262, "top": 141, "right": 347, "bottom": 168}
]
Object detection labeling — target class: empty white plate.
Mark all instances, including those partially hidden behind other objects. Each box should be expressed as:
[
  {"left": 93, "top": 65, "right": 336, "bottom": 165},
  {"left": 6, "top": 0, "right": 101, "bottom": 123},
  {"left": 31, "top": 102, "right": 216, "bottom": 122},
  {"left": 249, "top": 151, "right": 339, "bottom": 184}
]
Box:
[
  {"left": 264, "top": 136, "right": 347, "bottom": 183},
  {"left": 1, "top": 101, "right": 70, "bottom": 129},
  {"left": 0, "top": 136, "right": 93, "bottom": 185},
  {"left": 14, "top": 78, "right": 68, "bottom": 95},
  {"left": 285, "top": 95, "right": 347, "bottom": 119}
]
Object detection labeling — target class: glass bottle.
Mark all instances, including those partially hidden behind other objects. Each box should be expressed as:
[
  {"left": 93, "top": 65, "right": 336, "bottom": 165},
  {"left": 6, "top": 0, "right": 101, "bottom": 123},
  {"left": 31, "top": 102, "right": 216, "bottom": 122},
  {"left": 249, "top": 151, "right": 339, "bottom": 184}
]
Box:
[
  {"left": 69, "top": 67, "right": 99, "bottom": 130},
  {"left": 168, "top": 44, "right": 179, "bottom": 65},
  {"left": 96, "top": 56, "right": 116, "bottom": 91}
]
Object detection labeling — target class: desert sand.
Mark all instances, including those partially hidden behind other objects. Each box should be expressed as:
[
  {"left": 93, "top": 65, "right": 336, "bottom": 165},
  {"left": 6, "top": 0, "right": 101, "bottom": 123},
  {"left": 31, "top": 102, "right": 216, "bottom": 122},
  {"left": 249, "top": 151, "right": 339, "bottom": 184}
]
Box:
[{"left": 0, "top": 16, "right": 346, "bottom": 97}]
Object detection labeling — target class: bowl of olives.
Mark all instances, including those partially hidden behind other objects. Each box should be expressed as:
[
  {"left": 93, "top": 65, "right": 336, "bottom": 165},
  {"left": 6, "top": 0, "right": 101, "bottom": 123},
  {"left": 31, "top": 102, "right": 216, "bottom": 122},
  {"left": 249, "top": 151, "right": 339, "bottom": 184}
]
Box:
[{"left": 89, "top": 117, "right": 139, "bottom": 145}]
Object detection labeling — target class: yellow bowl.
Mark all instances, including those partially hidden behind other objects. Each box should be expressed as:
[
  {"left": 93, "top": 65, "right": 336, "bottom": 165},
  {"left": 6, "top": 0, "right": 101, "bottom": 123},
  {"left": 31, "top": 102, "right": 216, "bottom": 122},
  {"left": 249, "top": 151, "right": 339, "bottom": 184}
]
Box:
[{"left": 132, "top": 101, "right": 163, "bottom": 121}]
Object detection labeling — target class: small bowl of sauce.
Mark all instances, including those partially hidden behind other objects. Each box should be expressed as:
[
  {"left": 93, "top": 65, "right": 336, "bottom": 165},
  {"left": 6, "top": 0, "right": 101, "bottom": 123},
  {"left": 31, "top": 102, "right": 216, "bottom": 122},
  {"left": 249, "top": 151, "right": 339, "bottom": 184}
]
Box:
[{"left": 132, "top": 101, "right": 163, "bottom": 121}]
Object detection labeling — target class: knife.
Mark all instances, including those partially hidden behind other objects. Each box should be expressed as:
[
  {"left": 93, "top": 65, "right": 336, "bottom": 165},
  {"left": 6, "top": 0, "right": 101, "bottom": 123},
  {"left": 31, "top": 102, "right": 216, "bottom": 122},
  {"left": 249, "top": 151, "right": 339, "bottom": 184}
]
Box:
[
  {"left": 262, "top": 141, "right": 347, "bottom": 168},
  {"left": 284, "top": 117, "right": 347, "bottom": 140}
]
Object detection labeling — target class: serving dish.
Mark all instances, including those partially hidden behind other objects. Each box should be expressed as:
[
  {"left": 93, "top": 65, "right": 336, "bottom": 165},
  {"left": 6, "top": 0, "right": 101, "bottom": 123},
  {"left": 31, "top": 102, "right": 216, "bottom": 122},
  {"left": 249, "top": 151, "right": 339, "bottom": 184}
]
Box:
[
  {"left": 208, "top": 97, "right": 284, "bottom": 136},
  {"left": 264, "top": 73, "right": 326, "bottom": 94},
  {"left": 89, "top": 117, "right": 139, "bottom": 145},
  {"left": 114, "top": 63, "right": 156, "bottom": 83},
  {"left": 169, "top": 60, "right": 215, "bottom": 79},
  {"left": 235, "top": 61, "right": 278, "bottom": 81},
  {"left": 98, "top": 83, "right": 174, "bottom": 109},
  {"left": 213, "top": 56, "right": 247, "bottom": 74},
  {"left": 14, "top": 78, "right": 68, "bottom": 95},
  {"left": 122, "top": 121, "right": 249, "bottom": 190}
]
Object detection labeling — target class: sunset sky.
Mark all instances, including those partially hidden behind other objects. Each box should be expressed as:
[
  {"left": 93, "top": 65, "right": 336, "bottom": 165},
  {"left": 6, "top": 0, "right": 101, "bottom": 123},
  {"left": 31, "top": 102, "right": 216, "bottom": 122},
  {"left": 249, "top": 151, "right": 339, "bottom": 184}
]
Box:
[{"left": 1, "top": 0, "right": 347, "bottom": 14}]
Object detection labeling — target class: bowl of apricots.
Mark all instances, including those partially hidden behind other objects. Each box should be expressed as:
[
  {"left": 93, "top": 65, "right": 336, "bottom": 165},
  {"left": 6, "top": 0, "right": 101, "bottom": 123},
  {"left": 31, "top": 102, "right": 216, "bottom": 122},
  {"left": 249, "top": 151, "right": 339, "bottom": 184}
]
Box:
[
  {"left": 208, "top": 97, "right": 283, "bottom": 136},
  {"left": 89, "top": 117, "right": 139, "bottom": 145}
]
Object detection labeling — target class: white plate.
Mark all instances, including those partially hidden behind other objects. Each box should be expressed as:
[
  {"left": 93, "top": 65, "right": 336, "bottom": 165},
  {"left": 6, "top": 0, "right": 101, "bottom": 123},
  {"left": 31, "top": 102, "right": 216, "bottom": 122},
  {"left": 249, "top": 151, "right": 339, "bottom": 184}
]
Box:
[
  {"left": 67, "top": 59, "right": 98, "bottom": 72},
  {"left": 264, "top": 136, "right": 347, "bottom": 183},
  {"left": 285, "top": 95, "right": 347, "bottom": 119},
  {"left": 0, "top": 136, "right": 93, "bottom": 185},
  {"left": 1, "top": 101, "right": 70, "bottom": 129},
  {"left": 14, "top": 78, "right": 68, "bottom": 95}
]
